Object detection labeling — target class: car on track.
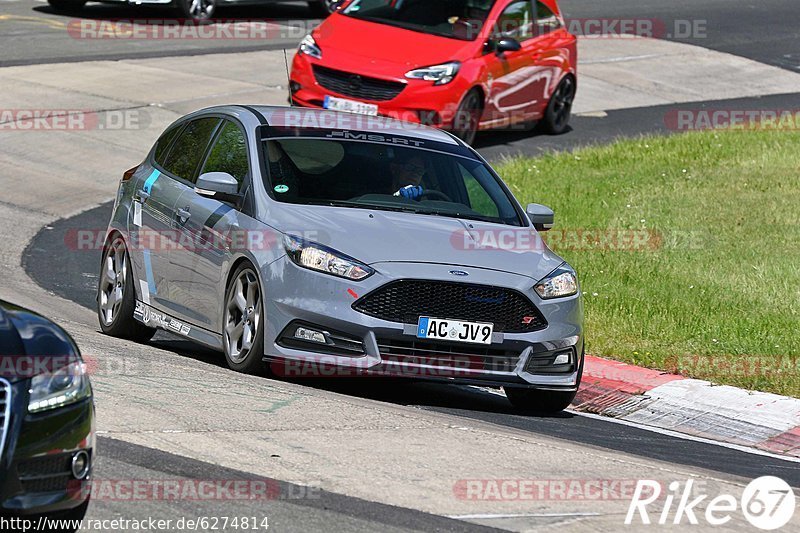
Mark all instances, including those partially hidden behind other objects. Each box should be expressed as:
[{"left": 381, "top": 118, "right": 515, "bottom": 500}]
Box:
[
  {"left": 290, "top": 0, "right": 577, "bottom": 144},
  {"left": 97, "top": 105, "right": 583, "bottom": 412},
  {"left": 46, "top": 0, "right": 339, "bottom": 23},
  {"left": 0, "top": 301, "right": 94, "bottom": 528}
]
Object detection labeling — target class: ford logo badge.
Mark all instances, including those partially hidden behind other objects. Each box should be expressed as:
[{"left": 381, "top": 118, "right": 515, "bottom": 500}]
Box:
[{"left": 450, "top": 270, "right": 469, "bottom": 277}]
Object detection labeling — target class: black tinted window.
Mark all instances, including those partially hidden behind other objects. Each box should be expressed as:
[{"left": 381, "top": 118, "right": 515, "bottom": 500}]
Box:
[
  {"left": 153, "top": 125, "right": 182, "bottom": 166},
  {"left": 201, "top": 121, "right": 249, "bottom": 189},
  {"left": 162, "top": 117, "right": 220, "bottom": 183}
]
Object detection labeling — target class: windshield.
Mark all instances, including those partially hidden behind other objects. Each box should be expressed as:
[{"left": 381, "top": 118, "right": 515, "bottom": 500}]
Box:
[
  {"left": 340, "top": 0, "right": 496, "bottom": 41},
  {"left": 263, "top": 138, "right": 522, "bottom": 226}
]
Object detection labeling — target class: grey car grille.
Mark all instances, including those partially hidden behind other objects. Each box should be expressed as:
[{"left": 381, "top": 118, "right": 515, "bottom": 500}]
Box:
[{"left": 0, "top": 378, "right": 10, "bottom": 460}]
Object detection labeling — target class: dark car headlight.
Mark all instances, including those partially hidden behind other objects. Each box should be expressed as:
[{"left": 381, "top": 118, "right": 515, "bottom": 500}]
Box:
[
  {"left": 284, "top": 235, "right": 374, "bottom": 281},
  {"left": 534, "top": 263, "right": 579, "bottom": 300},
  {"left": 28, "top": 360, "right": 92, "bottom": 413}
]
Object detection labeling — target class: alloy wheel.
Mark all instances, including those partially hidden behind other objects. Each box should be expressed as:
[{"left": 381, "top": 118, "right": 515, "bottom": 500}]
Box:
[
  {"left": 224, "top": 269, "right": 262, "bottom": 364},
  {"left": 552, "top": 77, "right": 575, "bottom": 131},
  {"left": 98, "top": 238, "right": 127, "bottom": 327}
]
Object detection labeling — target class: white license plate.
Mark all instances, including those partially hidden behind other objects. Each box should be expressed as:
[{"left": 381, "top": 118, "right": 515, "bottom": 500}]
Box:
[
  {"left": 323, "top": 95, "right": 379, "bottom": 116},
  {"left": 416, "top": 317, "right": 494, "bottom": 345}
]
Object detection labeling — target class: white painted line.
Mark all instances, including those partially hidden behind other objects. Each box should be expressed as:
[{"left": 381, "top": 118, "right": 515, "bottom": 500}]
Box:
[
  {"left": 574, "top": 411, "right": 800, "bottom": 464},
  {"left": 449, "top": 512, "right": 602, "bottom": 519},
  {"left": 582, "top": 53, "right": 663, "bottom": 64}
]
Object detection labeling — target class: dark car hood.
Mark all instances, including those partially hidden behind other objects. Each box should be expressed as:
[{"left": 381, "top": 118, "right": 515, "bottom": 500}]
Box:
[
  {"left": 313, "top": 14, "right": 477, "bottom": 77},
  {"left": 0, "top": 301, "right": 80, "bottom": 383},
  {"left": 268, "top": 205, "right": 564, "bottom": 281}
]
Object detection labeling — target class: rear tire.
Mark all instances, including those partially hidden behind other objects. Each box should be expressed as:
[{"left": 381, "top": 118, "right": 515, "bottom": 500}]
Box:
[
  {"left": 222, "top": 263, "right": 266, "bottom": 375},
  {"left": 47, "top": 0, "right": 86, "bottom": 12},
  {"left": 450, "top": 89, "right": 483, "bottom": 146},
  {"left": 540, "top": 75, "right": 575, "bottom": 135},
  {"left": 97, "top": 235, "right": 156, "bottom": 343}
]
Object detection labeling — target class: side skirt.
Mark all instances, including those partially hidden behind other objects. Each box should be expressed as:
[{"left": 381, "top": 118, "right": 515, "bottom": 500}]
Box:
[{"left": 133, "top": 300, "right": 223, "bottom": 351}]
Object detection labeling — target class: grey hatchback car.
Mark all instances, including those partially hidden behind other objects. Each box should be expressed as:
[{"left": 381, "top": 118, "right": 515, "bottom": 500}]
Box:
[{"left": 97, "top": 105, "right": 584, "bottom": 412}]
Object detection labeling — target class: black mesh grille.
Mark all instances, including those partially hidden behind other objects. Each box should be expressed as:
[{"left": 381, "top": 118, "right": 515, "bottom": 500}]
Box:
[
  {"left": 18, "top": 455, "right": 72, "bottom": 477},
  {"left": 313, "top": 65, "right": 406, "bottom": 101},
  {"left": 353, "top": 280, "right": 547, "bottom": 333},
  {"left": 18, "top": 453, "right": 74, "bottom": 494},
  {"left": 377, "top": 339, "right": 519, "bottom": 373}
]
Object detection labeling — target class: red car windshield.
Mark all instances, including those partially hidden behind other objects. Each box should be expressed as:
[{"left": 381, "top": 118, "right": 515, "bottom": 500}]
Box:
[{"left": 340, "top": 0, "right": 497, "bottom": 41}]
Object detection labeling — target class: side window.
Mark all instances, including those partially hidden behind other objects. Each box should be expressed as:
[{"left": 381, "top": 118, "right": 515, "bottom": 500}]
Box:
[
  {"left": 494, "top": 1, "right": 534, "bottom": 42},
  {"left": 535, "top": 1, "right": 561, "bottom": 35},
  {"left": 201, "top": 121, "right": 249, "bottom": 190},
  {"left": 459, "top": 164, "right": 500, "bottom": 218},
  {"left": 153, "top": 124, "right": 182, "bottom": 167},
  {"left": 161, "top": 117, "right": 220, "bottom": 183}
]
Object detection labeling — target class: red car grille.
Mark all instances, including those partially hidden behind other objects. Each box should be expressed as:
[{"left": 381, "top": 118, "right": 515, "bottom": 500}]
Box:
[{"left": 313, "top": 65, "right": 406, "bottom": 102}]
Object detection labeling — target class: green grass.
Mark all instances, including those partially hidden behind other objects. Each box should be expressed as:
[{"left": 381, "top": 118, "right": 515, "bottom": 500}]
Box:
[{"left": 497, "top": 129, "right": 800, "bottom": 396}]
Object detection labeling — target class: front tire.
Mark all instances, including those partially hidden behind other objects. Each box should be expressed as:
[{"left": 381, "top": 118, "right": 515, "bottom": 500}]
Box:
[
  {"left": 450, "top": 89, "right": 484, "bottom": 146},
  {"left": 47, "top": 0, "right": 86, "bottom": 12},
  {"left": 540, "top": 75, "right": 575, "bottom": 135},
  {"left": 223, "top": 263, "right": 266, "bottom": 374},
  {"left": 97, "top": 236, "right": 156, "bottom": 343},
  {"left": 505, "top": 350, "right": 584, "bottom": 413}
]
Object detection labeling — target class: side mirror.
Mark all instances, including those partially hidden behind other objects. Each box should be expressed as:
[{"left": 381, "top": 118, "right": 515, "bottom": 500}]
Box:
[
  {"left": 196, "top": 172, "right": 239, "bottom": 197},
  {"left": 526, "top": 203, "right": 554, "bottom": 232},
  {"left": 495, "top": 37, "right": 522, "bottom": 55}
]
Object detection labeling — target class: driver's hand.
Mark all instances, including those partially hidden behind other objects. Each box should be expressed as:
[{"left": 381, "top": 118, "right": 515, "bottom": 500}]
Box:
[{"left": 394, "top": 185, "right": 423, "bottom": 200}]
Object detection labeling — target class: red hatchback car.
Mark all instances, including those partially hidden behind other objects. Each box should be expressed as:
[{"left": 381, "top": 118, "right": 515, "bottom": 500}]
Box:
[{"left": 290, "top": 0, "right": 577, "bottom": 144}]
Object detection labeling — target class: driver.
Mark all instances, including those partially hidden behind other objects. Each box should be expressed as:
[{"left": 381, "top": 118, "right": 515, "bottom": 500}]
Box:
[{"left": 390, "top": 155, "right": 426, "bottom": 200}]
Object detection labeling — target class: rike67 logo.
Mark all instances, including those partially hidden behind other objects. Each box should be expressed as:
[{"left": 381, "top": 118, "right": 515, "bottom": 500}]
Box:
[{"left": 626, "top": 476, "right": 795, "bottom": 529}]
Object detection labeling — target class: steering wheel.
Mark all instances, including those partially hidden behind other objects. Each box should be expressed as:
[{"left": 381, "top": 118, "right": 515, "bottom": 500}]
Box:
[{"left": 420, "top": 190, "right": 453, "bottom": 202}]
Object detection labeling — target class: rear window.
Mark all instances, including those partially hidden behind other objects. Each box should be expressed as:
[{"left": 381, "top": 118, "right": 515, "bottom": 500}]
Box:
[{"left": 153, "top": 125, "right": 182, "bottom": 167}]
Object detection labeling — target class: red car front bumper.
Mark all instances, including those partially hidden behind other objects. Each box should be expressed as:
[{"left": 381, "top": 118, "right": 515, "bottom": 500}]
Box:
[{"left": 290, "top": 53, "right": 474, "bottom": 130}]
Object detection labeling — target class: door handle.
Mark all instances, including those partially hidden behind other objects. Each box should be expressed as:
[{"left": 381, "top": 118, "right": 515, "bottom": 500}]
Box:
[
  {"left": 177, "top": 207, "right": 191, "bottom": 222},
  {"left": 137, "top": 189, "right": 151, "bottom": 201}
]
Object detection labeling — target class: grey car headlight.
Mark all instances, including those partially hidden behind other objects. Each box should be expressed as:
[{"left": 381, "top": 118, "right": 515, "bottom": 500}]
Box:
[
  {"left": 534, "top": 263, "right": 578, "bottom": 299},
  {"left": 298, "top": 34, "right": 322, "bottom": 59},
  {"left": 405, "top": 62, "right": 460, "bottom": 85},
  {"left": 28, "top": 360, "right": 92, "bottom": 413},
  {"left": 284, "top": 235, "right": 374, "bottom": 281}
]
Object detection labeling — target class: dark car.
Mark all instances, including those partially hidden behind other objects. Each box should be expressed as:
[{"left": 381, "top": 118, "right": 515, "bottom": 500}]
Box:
[
  {"left": 46, "top": 0, "right": 340, "bottom": 23},
  {"left": 0, "top": 301, "right": 94, "bottom": 528}
]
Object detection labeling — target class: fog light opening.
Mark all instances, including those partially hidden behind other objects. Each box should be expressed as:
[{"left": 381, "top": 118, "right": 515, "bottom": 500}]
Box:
[
  {"left": 71, "top": 451, "right": 90, "bottom": 480},
  {"left": 294, "top": 327, "right": 327, "bottom": 344},
  {"left": 553, "top": 352, "right": 571, "bottom": 366}
]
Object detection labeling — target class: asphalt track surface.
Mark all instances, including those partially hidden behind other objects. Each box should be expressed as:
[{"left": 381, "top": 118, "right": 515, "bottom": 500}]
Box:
[
  {"left": 23, "top": 200, "right": 800, "bottom": 490},
  {"left": 7, "top": 0, "right": 800, "bottom": 528},
  {"left": 90, "top": 437, "right": 502, "bottom": 532}
]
